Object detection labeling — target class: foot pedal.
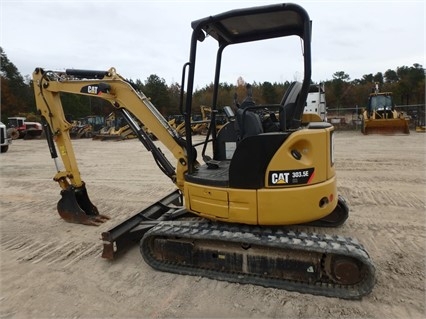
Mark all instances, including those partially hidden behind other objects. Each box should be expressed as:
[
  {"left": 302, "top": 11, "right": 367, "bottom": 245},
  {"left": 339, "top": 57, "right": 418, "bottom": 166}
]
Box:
[{"left": 206, "top": 160, "right": 220, "bottom": 169}]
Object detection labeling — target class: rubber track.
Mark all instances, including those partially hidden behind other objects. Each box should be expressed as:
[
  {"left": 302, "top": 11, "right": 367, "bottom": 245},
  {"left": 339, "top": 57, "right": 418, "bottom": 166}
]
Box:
[{"left": 140, "top": 220, "right": 375, "bottom": 299}]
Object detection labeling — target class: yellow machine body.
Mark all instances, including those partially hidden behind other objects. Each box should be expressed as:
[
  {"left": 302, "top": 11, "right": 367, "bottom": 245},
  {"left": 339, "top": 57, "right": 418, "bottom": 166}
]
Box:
[{"left": 184, "top": 127, "right": 337, "bottom": 225}]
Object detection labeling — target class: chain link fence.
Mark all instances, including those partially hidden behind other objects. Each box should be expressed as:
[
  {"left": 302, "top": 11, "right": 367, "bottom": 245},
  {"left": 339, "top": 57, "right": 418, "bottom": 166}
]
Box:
[{"left": 325, "top": 104, "right": 425, "bottom": 131}]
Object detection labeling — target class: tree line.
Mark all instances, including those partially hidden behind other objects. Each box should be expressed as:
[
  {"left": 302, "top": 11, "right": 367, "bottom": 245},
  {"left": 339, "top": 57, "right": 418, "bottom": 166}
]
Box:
[{"left": 1, "top": 46, "right": 424, "bottom": 124}]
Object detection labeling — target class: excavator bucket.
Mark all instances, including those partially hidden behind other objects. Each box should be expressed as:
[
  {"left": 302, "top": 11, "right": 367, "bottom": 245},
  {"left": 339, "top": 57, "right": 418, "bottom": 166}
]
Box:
[
  {"left": 57, "top": 184, "right": 110, "bottom": 226},
  {"left": 362, "top": 118, "right": 410, "bottom": 135}
]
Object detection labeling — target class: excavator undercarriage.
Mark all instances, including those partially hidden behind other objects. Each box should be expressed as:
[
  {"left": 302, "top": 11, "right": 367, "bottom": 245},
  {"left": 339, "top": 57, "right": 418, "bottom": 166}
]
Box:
[
  {"left": 142, "top": 220, "right": 374, "bottom": 300},
  {"left": 99, "top": 189, "right": 373, "bottom": 299}
]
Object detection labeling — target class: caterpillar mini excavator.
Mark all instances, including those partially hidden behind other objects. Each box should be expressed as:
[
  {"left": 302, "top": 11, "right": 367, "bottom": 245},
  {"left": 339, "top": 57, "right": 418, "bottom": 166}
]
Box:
[{"left": 32, "top": 3, "right": 375, "bottom": 299}]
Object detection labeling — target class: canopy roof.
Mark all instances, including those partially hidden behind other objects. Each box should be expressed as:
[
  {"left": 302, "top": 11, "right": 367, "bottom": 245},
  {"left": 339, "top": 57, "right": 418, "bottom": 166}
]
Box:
[{"left": 191, "top": 3, "right": 310, "bottom": 45}]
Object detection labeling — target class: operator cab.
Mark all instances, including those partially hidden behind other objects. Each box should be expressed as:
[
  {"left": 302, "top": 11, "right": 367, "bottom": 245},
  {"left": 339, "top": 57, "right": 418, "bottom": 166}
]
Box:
[
  {"left": 181, "top": 4, "right": 311, "bottom": 175},
  {"left": 368, "top": 93, "right": 395, "bottom": 119},
  {"left": 181, "top": 3, "right": 321, "bottom": 189}
]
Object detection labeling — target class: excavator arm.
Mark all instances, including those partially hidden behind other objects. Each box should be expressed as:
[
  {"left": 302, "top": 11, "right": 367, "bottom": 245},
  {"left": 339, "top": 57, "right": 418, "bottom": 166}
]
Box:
[{"left": 33, "top": 67, "right": 189, "bottom": 225}]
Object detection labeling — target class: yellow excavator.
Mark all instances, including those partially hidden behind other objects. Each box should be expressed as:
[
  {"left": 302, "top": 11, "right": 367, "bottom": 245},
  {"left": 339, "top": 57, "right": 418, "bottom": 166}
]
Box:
[
  {"left": 361, "top": 83, "right": 410, "bottom": 135},
  {"left": 32, "top": 3, "right": 375, "bottom": 299}
]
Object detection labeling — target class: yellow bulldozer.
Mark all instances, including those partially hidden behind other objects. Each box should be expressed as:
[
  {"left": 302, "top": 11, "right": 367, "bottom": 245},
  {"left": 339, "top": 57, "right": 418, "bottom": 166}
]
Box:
[{"left": 361, "top": 84, "right": 410, "bottom": 135}]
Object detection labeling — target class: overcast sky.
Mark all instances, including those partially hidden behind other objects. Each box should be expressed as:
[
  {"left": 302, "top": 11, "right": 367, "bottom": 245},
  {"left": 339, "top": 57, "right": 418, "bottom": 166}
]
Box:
[{"left": 1, "top": 0, "right": 424, "bottom": 87}]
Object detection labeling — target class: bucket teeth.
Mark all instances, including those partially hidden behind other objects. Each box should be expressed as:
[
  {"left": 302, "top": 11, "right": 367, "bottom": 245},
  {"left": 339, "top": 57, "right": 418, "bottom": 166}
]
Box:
[{"left": 57, "top": 184, "right": 109, "bottom": 226}]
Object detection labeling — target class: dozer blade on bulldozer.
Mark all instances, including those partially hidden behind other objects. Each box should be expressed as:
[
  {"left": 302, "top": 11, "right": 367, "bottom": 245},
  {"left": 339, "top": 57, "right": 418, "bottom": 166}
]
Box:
[{"left": 57, "top": 183, "right": 110, "bottom": 226}]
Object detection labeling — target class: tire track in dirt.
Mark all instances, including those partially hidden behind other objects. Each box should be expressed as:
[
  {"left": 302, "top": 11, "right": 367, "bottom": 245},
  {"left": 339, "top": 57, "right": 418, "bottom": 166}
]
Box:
[
  {"left": 342, "top": 220, "right": 426, "bottom": 252},
  {"left": 336, "top": 158, "right": 425, "bottom": 171},
  {"left": 1, "top": 232, "right": 103, "bottom": 268},
  {"left": 339, "top": 185, "right": 425, "bottom": 208}
]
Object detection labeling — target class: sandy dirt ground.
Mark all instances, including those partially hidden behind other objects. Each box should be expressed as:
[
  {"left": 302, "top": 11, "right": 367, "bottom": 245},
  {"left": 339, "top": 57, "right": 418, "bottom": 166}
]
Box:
[{"left": 1, "top": 130, "right": 425, "bottom": 319}]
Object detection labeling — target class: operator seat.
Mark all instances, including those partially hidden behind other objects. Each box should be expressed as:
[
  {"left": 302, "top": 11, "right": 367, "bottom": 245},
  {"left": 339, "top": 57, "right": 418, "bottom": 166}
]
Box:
[
  {"left": 279, "top": 81, "right": 302, "bottom": 131},
  {"left": 236, "top": 108, "right": 263, "bottom": 140},
  {"left": 235, "top": 83, "right": 264, "bottom": 140}
]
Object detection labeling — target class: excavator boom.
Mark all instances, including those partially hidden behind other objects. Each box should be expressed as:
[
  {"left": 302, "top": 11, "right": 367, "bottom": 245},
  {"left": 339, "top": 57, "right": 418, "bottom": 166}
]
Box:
[{"left": 33, "top": 67, "right": 189, "bottom": 225}]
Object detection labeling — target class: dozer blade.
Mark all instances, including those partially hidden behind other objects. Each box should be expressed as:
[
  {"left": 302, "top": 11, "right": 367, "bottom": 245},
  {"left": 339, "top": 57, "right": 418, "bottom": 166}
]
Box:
[
  {"left": 57, "top": 184, "right": 110, "bottom": 226},
  {"left": 101, "top": 190, "right": 184, "bottom": 259}
]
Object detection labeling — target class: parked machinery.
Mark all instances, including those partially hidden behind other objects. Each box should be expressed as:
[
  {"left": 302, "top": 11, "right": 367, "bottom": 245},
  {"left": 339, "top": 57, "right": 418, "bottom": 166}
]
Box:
[
  {"left": 7, "top": 116, "right": 43, "bottom": 139},
  {"left": 361, "top": 83, "right": 410, "bottom": 135},
  {"left": 70, "top": 115, "right": 105, "bottom": 138},
  {"left": 32, "top": 3, "right": 375, "bottom": 299},
  {"left": 93, "top": 111, "right": 137, "bottom": 140}
]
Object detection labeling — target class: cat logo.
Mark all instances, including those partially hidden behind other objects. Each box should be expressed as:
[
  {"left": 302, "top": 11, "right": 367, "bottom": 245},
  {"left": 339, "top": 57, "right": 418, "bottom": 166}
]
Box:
[
  {"left": 80, "top": 83, "right": 110, "bottom": 95},
  {"left": 80, "top": 84, "right": 100, "bottom": 95},
  {"left": 268, "top": 168, "right": 315, "bottom": 186},
  {"left": 87, "top": 85, "right": 98, "bottom": 94},
  {"left": 271, "top": 172, "right": 289, "bottom": 184}
]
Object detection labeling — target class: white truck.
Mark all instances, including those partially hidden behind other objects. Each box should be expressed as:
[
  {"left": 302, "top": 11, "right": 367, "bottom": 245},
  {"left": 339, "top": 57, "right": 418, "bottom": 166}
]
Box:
[
  {"left": 0, "top": 121, "right": 12, "bottom": 153},
  {"left": 305, "top": 83, "right": 327, "bottom": 121}
]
